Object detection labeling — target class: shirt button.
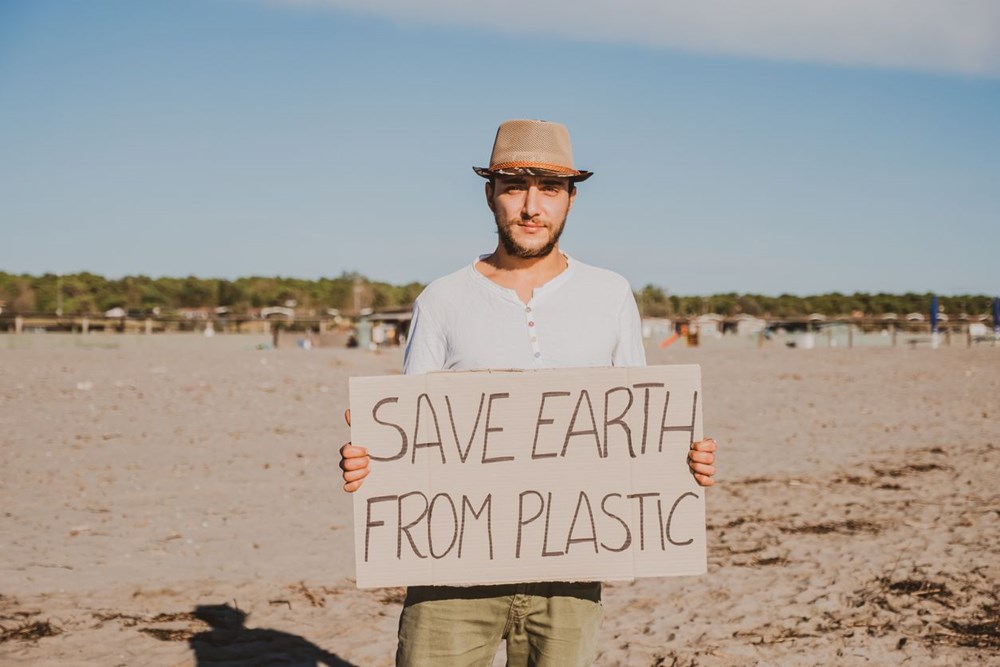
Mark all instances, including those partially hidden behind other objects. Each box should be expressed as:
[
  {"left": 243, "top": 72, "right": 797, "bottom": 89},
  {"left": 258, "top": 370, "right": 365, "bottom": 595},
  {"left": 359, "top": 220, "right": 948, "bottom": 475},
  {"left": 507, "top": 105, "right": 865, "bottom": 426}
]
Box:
[
  {"left": 525, "top": 307, "right": 532, "bottom": 313},
  {"left": 528, "top": 321, "right": 535, "bottom": 327},
  {"left": 534, "top": 352, "right": 541, "bottom": 358}
]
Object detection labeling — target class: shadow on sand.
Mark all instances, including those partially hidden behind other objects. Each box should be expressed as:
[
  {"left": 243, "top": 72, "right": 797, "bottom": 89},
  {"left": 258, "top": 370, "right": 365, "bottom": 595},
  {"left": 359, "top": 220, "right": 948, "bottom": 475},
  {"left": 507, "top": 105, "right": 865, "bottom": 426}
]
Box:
[{"left": 188, "top": 604, "right": 357, "bottom": 666}]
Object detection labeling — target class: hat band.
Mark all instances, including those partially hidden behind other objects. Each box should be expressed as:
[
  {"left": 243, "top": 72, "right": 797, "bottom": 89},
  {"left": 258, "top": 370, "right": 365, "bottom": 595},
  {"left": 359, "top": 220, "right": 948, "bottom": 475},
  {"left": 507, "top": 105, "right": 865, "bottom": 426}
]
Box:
[{"left": 490, "top": 160, "right": 580, "bottom": 175}]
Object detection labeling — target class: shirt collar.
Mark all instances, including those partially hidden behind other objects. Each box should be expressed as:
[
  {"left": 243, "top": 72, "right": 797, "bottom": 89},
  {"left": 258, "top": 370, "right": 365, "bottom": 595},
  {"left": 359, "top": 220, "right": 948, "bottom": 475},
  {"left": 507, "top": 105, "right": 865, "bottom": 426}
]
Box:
[{"left": 468, "top": 252, "right": 576, "bottom": 305}]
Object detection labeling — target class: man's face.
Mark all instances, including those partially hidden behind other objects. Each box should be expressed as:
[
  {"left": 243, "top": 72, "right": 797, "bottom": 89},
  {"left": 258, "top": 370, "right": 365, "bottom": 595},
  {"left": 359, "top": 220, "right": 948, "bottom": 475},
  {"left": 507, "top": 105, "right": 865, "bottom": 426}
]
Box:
[{"left": 487, "top": 175, "right": 576, "bottom": 259}]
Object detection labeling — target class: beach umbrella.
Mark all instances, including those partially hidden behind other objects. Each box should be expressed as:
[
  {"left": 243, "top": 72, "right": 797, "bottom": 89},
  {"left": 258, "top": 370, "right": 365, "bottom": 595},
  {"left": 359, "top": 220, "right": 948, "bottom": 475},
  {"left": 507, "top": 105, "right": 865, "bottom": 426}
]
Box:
[
  {"left": 993, "top": 296, "right": 999, "bottom": 334},
  {"left": 930, "top": 295, "right": 939, "bottom": 334}
]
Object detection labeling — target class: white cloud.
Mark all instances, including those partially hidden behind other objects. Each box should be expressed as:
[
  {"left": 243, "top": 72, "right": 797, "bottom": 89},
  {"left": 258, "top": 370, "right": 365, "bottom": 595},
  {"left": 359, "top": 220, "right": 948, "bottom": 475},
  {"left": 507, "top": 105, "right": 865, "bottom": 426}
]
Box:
[{"left": 270, "top": 0, "right": 1000, "bottom": 77}]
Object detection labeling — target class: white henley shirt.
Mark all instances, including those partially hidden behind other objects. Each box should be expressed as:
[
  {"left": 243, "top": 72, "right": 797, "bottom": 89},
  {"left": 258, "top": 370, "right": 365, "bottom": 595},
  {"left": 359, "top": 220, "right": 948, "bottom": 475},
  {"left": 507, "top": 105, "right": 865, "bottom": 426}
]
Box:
[{"left": 403, "top": 254, "right": 646, "bottom": 375}]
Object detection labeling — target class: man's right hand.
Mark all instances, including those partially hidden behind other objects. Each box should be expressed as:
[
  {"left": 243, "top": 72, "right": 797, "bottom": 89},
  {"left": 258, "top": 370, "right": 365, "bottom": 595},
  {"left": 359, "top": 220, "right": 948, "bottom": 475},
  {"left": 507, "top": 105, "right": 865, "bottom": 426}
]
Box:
[{"left": 339, "top": 409, "right": 370, "bottom": 492}]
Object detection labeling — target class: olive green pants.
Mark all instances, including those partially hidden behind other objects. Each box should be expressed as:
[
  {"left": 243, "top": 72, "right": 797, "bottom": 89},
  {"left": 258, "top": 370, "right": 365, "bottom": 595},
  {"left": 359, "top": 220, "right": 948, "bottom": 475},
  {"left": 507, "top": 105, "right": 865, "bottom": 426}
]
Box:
[{"left": 396, "top": 582, "right": 602, "bottom": 667}]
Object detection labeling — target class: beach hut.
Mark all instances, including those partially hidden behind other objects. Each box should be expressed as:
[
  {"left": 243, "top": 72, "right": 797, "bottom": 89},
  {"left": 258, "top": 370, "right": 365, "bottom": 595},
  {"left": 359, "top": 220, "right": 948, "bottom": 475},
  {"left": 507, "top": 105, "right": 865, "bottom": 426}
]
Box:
[
  {"left": 641, "top": 317, "right": 673, "bottom": 340},
  {"left": 905, "top": 313, "right": 925, "bottom": 322},
  {"left": 179, "top": 307, "right": 213, "bottom": 320},
  {"left": 733, "top": 315, "right": 766, "bottom": 336},
  {"left": 358, "top": 308, "right": 414, "bottom": 348},
  {"left": 969, "top": 322, "right": 988, "bottom": 337},
  {"left": 694, "top": 313, "right": 723, "bottom": 337},
  {"left": 261, "top": 306, "right": 295, "bottom": 320}
]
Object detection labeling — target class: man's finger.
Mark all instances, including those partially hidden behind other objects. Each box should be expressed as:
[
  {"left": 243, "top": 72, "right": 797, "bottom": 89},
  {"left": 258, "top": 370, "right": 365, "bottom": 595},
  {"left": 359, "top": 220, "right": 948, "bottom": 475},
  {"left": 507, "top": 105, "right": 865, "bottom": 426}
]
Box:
[
  {"left": 340, "top": 455, "right": 370, "bottom": 472},
  {"left": 344, "top": 409, "right": 352, "bottom": 426},
  {"left": 689, "top": 462, "right": 715, "bottom": 477},
  {"left": 689, "top": 450, "right": 714, "bottom": 465},
  {"left": 693, "top": 473, "right": 715, "bottom": 487},
  {"left": 344, "top": 478, "right": 365, "bottom": 493},
  {"left": 340, "top": 444, "right": 367, "bottom": 458},
  {"left": 691, "top": 438, "right": 717, "bottom": 452},
  {"left": 343, "top": 467, "right": 370, "bottom": 483}
]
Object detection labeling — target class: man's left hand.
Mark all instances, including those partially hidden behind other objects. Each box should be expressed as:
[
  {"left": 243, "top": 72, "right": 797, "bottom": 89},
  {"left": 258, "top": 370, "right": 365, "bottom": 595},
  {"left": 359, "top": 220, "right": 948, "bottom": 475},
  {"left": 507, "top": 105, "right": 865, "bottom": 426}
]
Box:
[{"left": 688, "top": 438, "right": 717, "bottom": 486}]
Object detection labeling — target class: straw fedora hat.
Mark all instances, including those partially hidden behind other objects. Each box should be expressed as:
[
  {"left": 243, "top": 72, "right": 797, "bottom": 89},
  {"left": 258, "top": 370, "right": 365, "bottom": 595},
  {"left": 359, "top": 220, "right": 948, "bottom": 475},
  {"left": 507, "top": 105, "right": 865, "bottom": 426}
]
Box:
[{"left": 473, "top": 119, "right": 593, "bottom": 182}]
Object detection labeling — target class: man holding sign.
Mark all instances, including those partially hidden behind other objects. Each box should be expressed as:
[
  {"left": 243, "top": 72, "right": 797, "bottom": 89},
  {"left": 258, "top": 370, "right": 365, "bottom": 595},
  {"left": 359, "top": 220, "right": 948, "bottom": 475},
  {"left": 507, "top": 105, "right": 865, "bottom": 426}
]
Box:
[{"left": 340, "top": 119, "right": 717, "bottom": 666}]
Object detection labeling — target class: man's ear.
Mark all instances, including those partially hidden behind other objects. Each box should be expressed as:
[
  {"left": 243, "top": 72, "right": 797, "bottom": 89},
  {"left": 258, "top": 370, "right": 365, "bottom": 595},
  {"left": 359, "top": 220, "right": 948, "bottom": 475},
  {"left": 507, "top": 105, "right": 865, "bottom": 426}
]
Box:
[
  {"left": 485, "top": 181, "right": 495, "bottom": 212},
  {"left": 567, "top": 183, "right": 577, "bottom": 211}
]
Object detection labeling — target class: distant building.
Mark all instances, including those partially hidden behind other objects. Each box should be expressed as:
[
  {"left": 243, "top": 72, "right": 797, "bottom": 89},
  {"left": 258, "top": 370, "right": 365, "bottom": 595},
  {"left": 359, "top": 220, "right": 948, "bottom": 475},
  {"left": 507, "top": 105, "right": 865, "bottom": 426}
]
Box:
[
  {"left": 362, "top": 308, "right": 413, "bottom": 346},
  {"left": 969, "top": 322, "right": 988, "bottom": 337},
  {"left": 733, "top": 314, "right": 766, "bottom": 336},
  {"left": 641, "top": 317, "right": 673, "bottom": 340},
  {"left": 694, "top": 313, "right": 723, "bottom": 337},
  {"left": 179, "top": 307, "right": 213, "bottom": 320},
  {"left": 260, "top": 306, "right": 295, "bottom": 320}
]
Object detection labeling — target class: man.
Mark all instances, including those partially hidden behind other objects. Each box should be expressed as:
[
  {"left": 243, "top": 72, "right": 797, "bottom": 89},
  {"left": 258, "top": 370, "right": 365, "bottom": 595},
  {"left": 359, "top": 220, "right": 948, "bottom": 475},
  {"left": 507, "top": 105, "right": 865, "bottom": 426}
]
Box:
[{"left": 340, "top": 119, "right": 718, "bottom": 666}]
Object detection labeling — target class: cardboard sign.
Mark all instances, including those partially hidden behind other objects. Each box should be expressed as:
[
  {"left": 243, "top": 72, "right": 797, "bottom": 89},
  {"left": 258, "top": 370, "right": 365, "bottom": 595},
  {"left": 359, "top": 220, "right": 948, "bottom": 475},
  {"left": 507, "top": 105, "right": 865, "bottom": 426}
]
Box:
[{"left": 349, "top": 365, "right": 706, "bottom": 589}]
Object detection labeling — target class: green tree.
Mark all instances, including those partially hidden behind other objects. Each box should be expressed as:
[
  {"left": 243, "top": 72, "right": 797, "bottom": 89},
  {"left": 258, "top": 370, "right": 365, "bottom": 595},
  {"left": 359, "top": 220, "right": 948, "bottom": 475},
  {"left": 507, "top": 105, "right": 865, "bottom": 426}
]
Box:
[{"left": 636, "top": 284, "right": 672, "bottom": 318}]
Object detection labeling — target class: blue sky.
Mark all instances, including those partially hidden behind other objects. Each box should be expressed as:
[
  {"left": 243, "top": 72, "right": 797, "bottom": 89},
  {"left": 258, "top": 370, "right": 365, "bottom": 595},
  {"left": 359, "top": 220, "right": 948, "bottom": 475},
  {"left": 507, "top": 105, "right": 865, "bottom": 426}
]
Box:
[{"left": 1, "top": 0, "right": 998, "bottom": 295}]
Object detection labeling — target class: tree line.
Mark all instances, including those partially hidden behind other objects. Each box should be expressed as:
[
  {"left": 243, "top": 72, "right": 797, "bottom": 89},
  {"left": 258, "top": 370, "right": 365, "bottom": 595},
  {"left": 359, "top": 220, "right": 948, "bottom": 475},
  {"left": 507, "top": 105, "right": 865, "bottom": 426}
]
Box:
[
  {"left": 0, "top": 272, "right": 422, "bottom": 316},
  {"left": 633, "top": 285, "right": 993, "bottom": 319},
  {"left": 0, "top": 271, "right": 992, "bottom": 319}
]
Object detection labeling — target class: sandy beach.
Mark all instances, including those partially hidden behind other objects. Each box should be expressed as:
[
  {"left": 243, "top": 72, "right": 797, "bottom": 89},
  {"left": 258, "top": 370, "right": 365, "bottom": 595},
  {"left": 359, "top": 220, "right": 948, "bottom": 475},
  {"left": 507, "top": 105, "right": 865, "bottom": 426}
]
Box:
[{"left": 1, "top": 334, "right": 997, "bottom": 666}]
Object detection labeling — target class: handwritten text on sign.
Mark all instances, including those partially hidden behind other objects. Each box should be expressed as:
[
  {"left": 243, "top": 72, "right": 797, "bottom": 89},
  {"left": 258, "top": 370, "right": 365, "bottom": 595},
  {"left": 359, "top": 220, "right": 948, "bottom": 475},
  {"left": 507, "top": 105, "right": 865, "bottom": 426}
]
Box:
[{"left": 349, "top": 365, "right": 706, "bottom": 588}]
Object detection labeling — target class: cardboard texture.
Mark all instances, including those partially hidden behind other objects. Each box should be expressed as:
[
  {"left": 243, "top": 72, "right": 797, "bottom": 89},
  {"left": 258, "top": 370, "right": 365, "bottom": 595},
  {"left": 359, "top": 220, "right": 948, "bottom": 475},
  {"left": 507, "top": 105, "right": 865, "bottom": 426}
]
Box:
[{"left": 349, "top": 365, "right": 706, "bottom": 589}]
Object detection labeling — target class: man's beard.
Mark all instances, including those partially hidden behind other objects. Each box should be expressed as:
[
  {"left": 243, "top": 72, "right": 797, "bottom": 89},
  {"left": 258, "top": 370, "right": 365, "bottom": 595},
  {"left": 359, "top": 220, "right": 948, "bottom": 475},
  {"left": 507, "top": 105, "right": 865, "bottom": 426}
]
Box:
[{"left": 495, "top": 214, "right": 566, "bottom": 259}]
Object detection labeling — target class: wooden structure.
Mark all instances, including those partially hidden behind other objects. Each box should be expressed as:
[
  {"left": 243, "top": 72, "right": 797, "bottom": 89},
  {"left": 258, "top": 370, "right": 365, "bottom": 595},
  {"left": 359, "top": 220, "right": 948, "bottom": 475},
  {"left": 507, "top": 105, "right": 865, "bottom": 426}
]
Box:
[{"left": 1, "top": 310, "right": 994, "bottom": 349}]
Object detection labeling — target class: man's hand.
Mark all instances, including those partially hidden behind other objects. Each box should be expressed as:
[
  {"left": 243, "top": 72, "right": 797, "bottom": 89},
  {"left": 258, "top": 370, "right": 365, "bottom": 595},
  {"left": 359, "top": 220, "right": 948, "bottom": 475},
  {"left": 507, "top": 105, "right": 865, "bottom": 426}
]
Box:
[
  {"left": 340, "top": 409, "right": 370, "bottom": 493},
  {"left": 688, "top": 438, "right": 717, "bottom": 486}
]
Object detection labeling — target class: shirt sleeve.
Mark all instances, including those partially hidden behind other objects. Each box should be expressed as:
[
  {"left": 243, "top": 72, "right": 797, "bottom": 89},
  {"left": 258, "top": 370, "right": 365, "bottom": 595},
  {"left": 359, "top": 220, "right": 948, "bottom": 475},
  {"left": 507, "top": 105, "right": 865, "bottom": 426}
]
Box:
[
  {"left": 403, "top": 298, "right": 448, "bottom": 375},
  {"left": 612, "top": 287, "right": 647, "bottom": 367}
]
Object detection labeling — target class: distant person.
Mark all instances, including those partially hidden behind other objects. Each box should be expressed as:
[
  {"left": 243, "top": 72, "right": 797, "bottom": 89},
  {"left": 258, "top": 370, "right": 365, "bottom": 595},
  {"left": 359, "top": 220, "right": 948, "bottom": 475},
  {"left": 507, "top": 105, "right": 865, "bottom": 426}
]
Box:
[
  {"left": 371, "top": 323, "right": 385, "bottom": 352},
  {"left": 339, "top": 119, "right": 718, "bottom": 666},
  {"left": 356, "top": 318, "right": 373, "bottom": 350}
]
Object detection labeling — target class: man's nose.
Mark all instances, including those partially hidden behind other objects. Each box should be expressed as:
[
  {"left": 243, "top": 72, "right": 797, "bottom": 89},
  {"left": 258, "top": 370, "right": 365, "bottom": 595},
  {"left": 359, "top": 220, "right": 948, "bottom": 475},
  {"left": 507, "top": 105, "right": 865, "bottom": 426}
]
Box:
[{"left": 522, "top": 185, "right": 542, "bottom": 218}]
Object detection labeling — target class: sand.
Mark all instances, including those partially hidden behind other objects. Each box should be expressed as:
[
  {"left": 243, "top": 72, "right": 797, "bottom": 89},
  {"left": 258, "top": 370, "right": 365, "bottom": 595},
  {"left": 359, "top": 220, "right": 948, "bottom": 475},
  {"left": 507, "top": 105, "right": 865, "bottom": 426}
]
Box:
[{"left": 1, "top": 334, "right": 997, "bottom": 666}]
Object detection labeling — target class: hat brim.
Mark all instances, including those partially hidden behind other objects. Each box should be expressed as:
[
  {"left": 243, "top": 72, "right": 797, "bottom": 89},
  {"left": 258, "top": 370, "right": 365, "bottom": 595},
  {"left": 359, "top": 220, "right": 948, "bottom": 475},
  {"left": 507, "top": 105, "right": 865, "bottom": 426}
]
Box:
[{"left": 473, "top": 166, "right": 593, "bottom": 182}]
